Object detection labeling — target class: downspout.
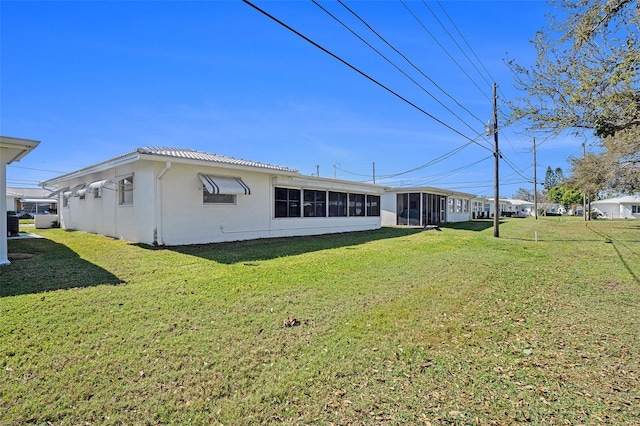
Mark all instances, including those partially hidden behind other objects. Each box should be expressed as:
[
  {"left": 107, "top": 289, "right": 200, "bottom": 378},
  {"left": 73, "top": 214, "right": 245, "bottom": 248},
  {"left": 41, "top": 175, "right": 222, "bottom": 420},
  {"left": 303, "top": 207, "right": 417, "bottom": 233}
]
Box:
[{"left": 154, "top": 162, "right": 171, "bottom": 246}]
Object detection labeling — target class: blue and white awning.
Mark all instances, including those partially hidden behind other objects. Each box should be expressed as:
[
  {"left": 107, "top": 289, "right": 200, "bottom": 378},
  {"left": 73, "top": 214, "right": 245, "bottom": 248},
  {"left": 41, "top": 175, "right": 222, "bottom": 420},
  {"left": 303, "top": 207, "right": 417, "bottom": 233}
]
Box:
[{"left": 199, "top": 174, "right": 251, "bottom": 195}]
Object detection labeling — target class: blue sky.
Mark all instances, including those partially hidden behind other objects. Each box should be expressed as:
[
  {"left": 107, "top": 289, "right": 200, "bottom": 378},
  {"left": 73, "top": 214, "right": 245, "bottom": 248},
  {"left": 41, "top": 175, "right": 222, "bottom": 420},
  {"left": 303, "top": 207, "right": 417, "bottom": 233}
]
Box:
[{"left": 2, "top": 0, "right": 585, "bottom": 197}]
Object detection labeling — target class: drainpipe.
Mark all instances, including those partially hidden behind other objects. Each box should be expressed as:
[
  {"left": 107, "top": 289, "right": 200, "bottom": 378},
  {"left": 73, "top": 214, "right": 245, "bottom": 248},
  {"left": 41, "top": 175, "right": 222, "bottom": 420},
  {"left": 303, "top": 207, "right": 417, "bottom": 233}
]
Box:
[{"left": 154, "top": 162, "right": 171, "bottom": 246}]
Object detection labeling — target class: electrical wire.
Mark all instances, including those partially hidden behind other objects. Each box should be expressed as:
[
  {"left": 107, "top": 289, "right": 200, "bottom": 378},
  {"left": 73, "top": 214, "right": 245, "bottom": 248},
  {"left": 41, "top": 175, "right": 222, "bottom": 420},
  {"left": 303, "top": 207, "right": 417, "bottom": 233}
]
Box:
[
  {"left": 334, "top": 0, "right": 488, "bottom": 129},
  {"left": 312, "top": 0, "right": 487, "bottom": 139},
  {"left": 242, "top": 0, "right": 493, "bottom": 152},
  {"left": 336, "top": 140, "right": 475, "bottom": 179},
  {"left": 434, "top": 0, "right": 496, "bottom": 88},
  {"left": 399, "top": 0, "right": 492, "bottom": 102}
]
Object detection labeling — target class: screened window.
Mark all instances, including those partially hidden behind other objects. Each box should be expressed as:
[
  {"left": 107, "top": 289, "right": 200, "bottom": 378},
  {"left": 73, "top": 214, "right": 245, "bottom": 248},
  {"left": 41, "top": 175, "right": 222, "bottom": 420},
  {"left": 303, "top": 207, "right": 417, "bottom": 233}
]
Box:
[
  {"left": 633, "top": 205, "right": 639, "bottom": 214},
  {"left": 275, "top": 187, "right": 301, "bottom": 218},
  {"left": 303, "top": 190, "right": 326, "bottom": 217},
  {"left": 456, "top": 198, "right": 462, "bottom": 213},
  {"left": 204, "top": 190, "right": 236, "bottom": 204},
  {"left": 119, "top": 176, "right": 134, "bottom": 205},
  {"left": 349, "top": 193, "right": 365, "bottom": 216},
  {"left": 329, "top": 191, "right": 347, "bottom": 217},
  {"left": 448, "top": 198, "right": 454, "bottom": 213},
  {"left": 463, "top": 199, "right": 469, "bottom": 213},
  {"left": 366, "top": 195, "right": 380, "bottom": 217}
]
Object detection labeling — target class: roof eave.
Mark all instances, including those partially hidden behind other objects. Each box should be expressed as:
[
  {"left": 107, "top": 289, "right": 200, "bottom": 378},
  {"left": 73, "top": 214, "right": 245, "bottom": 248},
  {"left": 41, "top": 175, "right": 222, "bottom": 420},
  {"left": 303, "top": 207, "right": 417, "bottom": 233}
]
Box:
[{"left": 41, "top": 152, "right": 141, "bottom": 186}]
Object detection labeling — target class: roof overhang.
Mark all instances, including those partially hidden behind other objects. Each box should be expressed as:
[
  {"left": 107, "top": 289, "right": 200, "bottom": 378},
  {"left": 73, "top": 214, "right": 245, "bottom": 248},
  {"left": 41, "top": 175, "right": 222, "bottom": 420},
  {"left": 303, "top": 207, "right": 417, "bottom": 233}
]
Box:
[{"left": 0, "top": 136, "right": 40, "bottom": 164}]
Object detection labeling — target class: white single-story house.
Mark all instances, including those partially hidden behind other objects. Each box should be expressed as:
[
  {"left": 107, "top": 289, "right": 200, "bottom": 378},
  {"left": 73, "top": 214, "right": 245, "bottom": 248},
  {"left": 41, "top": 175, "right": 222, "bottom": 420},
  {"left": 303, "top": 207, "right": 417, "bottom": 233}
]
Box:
[
  {"left": 6, "top": 187, "right": 57, "bottom": 215},
  {"left": 381, "top": 187, "right": 476, "bottom": 227},
  {"left": 591, "top": 195, "right": 640, "bottom": 219},
  {"left": 1, "top": 136, "right": 40, "bottom": 265},
  {"left": 502, "top": 198, "right": 534, "bottom": 217},
  {"left": 41, "top": 147, "right": 387, "bottom": 246}
]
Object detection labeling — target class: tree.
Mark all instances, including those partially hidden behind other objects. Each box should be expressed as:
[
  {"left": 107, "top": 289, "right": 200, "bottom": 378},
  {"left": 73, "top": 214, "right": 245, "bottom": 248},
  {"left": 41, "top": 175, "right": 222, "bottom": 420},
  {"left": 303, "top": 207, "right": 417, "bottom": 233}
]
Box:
[
  {"left": 513, "top": 187, "right": 547, "bottom": 203},
  {"left": 547, "top": 184, "right": 584, "bottom": 213},
  {"left": 508, "top": 0, "right": 639, "bottom": 194},
  {"left": 543, "top": 166, "right": 565, "bottom": 192}
]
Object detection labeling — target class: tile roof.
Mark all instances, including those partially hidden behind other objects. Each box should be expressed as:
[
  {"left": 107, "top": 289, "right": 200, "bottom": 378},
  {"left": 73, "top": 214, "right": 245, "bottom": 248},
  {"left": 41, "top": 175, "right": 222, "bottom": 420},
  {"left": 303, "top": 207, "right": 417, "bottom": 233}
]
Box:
[{"left": 134, "top": 147, "right": 298, "bottom": 173}]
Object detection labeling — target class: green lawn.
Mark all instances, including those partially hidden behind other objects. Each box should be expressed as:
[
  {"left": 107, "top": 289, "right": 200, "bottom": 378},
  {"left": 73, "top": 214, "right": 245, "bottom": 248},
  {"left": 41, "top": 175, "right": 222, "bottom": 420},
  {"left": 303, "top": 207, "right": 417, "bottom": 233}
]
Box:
[{"left": 2, "top": 218, "right": 639, "bottom": 424}]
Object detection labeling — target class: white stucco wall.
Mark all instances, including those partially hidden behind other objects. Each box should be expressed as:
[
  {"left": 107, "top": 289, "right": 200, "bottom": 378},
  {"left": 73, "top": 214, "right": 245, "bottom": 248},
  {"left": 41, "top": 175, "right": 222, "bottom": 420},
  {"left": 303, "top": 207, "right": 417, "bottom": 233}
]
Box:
[
  {"left": 593, "top": 202, "right": 639, "bottom": 219},
  {"left": 158, "top": 164, "right": 383, "bottom": 245},
  {"left": 52, "top": 160, "right": 384, "bottom": 246}
]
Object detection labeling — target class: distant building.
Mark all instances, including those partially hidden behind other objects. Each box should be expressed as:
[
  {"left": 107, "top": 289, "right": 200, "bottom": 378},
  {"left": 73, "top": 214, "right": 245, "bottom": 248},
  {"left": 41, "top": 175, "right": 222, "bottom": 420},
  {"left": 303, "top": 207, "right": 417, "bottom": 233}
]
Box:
[{"left": 591, "top": 196, "right": 640, "bottom": 219}]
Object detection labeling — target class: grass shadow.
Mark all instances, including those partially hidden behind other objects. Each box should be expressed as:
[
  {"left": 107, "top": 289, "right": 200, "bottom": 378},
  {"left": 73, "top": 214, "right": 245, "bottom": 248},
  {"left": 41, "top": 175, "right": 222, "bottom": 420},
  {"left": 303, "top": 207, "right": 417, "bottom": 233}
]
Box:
[
  {"left": 585, "top": 223, "right": 640, "bottom": 285},
  {"left": 134, "top": 227, "right": 420, "bottom": 264},
  {"left": 439, "top": 220, "right": 502, "bottom": 232},
  {"left": 2, "top": 238, "right": 125, "bottom": 297}
]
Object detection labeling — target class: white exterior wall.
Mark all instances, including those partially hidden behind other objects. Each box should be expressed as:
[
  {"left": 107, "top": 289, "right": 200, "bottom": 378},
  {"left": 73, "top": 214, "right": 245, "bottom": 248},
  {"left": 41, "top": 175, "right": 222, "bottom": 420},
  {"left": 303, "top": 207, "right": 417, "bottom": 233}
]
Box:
[
  {"left": 381, "top": 193, "right": 397, "bottom": 227},
  {"left": 446, "top": 196, "right": 472, "bottom": 222},
  {"left": 6, "top": 195, "right": 18, "bottom": 212},
  {"left": 593, "top": 202, "right": 638, "bottom": 219},
  {"left": 56, "top": 162, "right": 156, "bottom": 244},
  {"left": 53, "top": 160, "right": 384, "bottom": 246},
  {"left": 157, "top": 164, "right": 383, "bottom": 245}
]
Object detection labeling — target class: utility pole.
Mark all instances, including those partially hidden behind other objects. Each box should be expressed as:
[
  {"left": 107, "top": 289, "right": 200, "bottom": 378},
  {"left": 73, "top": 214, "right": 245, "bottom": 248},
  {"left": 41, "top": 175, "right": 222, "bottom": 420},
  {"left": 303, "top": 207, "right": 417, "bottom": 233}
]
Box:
[
  {"left": 533, "top": 137, "right": 538, "bottom": 220},
  {"left": 315, "top": 165, "right": 320, "bottom": 177},
  {"left": 492, "top": 83, "right": 500, "bottom": 237},
  {"left": 372, "top": 162, "right": 376, "bottom": 184},
  {"left": 582, "top": 142, "right": 589, "bottom": 221}
]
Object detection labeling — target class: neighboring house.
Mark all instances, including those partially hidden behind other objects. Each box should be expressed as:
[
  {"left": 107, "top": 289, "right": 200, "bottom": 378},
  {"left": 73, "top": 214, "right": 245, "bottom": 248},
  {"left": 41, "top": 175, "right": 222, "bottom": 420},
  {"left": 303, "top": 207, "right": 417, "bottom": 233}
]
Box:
[
  {"left": 381, "top": 187, "right": 475, "bottom": 227},
  {"left": 6, "top": 187, "right": 57, "bottom": 215},
  {"left": 502, "top": 198, "right": 534, "bottom": 217},
  {"left": 591, "top": 196, "right": 640, "bottom": 219},
  {"left": 41, "top": 147, "right": 386, "bottom": 246},
  {"left": 1, "top": 136, "right": 40, "bottom": 266},
  {"left": 484, "top": 198, "right": 513, "bottom": 218}
]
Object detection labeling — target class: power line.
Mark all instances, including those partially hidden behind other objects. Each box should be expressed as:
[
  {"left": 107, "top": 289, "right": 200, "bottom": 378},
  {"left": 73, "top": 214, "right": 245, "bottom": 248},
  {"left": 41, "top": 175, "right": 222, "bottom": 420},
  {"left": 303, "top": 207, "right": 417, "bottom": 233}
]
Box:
[
  {"left": 242, "top": 0, "right": 492, "bottom": 151},
  {"left": 312, "top": 0, "right": 487, "bottom": 139},
  {"left": 434, "top": 0, "right": 496, "bottom": 88},
  {"left": 8, "top": 164, "right": 69, "bottom": 174},
  {"left": 334, "top": 0, "right": 488, "bottom": 129},
  {"left": 399, "top": 0, "right": 492, "bottom": 102},
  {"left": 337, "top": 140, "right": 475, "bottom": 180}
]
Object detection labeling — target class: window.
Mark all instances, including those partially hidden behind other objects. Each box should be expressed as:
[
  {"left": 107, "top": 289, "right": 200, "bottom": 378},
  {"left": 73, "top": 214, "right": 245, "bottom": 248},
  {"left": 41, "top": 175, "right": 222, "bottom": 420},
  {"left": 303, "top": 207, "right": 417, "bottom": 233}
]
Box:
[
  {"left": 463, "top": 199, "right": 469, "bottom": 213},
  {"left": 633, "top": 205, "right": 640, "bottom": 214},
  {"left": 349, "top": 193, "right": 365, "bottom": 216},
  {"left": 94, "top": 187, "right": 102, "bottom": 199},
  {"left": 303, "top": 190, "right": 326, "bottom": 217},
  {"left": 275, "top": 187, "right": 301, "bottom": 218},
  {"left": 456, "top": 198, "right": 462, "bottom": 213},
  {"left": 329, "top": 191, "right": 347, "bottom": 217},
  {"left": 119, "top": 176, "right": 134, "bottom": 205},
  {"left": 448, "top": 198, "right": 454, "bottom": 213},
  {"left": 204, "top": 191, "right": 236, "bottom": 204},
  {"left": 366, "top": 195, "right": 380, "bottom": 217}
]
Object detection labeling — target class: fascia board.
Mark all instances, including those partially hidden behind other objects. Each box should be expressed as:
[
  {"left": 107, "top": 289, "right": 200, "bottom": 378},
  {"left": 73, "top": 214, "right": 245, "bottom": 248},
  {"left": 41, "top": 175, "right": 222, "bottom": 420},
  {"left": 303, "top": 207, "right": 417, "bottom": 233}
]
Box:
[
  {"left": 41, "top": 152, "right": 140, "bottom": 186},
  {"left": 272, "top": 175, "right": 387, "bottom": 194}
]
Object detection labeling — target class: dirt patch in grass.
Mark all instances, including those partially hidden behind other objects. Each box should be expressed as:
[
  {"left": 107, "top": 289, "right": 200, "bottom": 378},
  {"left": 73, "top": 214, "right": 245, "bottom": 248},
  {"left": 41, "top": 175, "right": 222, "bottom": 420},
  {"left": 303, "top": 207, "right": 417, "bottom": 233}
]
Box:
[{"left": 8, "top": 253, "right": 34, "bottom": 260}]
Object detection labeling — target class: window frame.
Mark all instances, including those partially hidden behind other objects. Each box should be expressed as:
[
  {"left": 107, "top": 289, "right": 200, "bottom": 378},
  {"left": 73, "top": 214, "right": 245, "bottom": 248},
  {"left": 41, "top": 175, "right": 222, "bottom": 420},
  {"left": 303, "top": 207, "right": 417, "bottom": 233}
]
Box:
[
  {"left": 303, "top": 189, "right": 327, "bottom": 217},
  {"left": 203, "top": 189, "right": 236, "bottom": 205},
  {"left": 118, "top": 175, "right": 134, "bottom": 206},
  {"left": 349, "top": 193, "right": 366, "bottom": 217},
  {"left": 328, "top": 191, "right": 348, "bottom": 217},
  {"left": 275, "top": 187, "right": 301, "bottom": 218},
  {"left": 366, "top": 195, "right": 381, "bottom": 217}
]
